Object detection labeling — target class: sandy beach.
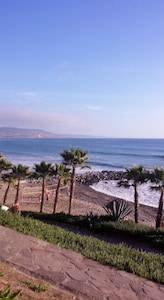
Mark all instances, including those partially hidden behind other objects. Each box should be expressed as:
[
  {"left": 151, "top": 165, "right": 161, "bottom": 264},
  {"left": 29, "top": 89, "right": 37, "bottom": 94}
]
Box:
[{"left": 0, "top": 178, "right": 160, "bottom": 228}]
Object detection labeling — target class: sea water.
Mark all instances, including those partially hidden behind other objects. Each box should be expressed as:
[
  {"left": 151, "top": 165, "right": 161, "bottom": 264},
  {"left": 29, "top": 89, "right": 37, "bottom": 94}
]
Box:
[{"left": 0, "top": 138, "right": 164, "bottom": 207}]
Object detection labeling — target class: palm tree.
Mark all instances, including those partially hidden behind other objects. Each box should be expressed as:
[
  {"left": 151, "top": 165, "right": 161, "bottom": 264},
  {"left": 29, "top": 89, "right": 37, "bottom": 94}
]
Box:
[
  {"left": 118, "top": 165, "right": 148, "bottom": 223},
  {"left": 60, "top": 147, "right": 89, "bottom": 214},
  {"left": 32, "top": 161, "right": 54, "bottom": 213},
  {"left": 12, "top": 164, "right": 30, "bottom": 204},
  {"left": 0, "top": 157, "right": 12, "bottom": 180},
  {"left": 2, "top": 173, "right": 17, "bottom": 204},
  {"left": 149, "top": 167, "right": 164, "bottom": 229},
  {"left": 53, "top": 163, "right": 70, "bottom": 214}
]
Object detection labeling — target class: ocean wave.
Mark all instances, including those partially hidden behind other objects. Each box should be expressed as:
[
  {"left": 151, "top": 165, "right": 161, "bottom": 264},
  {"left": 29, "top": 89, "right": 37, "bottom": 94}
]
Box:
[
  {"left": 91, "top": 180, "right": 160, "bottom": 208},
  {"left": 88, "top": 161, "right": 124, "bottom": 170},
  {"left": 90, "top": 150, "right": 164, "bottom": 159}
]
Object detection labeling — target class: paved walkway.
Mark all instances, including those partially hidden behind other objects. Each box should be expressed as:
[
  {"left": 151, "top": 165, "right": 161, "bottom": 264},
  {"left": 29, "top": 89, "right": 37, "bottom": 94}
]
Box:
[{"left": 0, "top": 225, "right": 163, "bottom": 300}]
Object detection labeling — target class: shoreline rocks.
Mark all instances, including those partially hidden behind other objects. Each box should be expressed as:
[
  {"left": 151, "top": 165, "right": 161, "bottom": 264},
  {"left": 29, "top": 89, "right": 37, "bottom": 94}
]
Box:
[{"left": 76, "top": 170, "right": 126, "bottom": 186}]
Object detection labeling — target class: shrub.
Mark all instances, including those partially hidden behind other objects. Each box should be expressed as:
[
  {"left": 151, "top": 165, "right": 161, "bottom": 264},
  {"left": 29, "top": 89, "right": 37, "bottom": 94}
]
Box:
[
  {"left": 103, "top": 199, "right": 132, "bottom": 221},
  {"left": 86, "top": 212, "right": 101, "bottom": 228}
]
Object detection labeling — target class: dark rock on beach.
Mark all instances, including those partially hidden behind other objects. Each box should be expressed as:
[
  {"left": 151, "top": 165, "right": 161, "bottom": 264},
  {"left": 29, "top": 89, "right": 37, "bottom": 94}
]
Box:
[{"left": 76, "top": 170, "right": 126, "bottom": 185}]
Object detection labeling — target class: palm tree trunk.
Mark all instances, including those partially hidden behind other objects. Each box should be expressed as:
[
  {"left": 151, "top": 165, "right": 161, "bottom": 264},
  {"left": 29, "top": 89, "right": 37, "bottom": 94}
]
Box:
[
  {"left": 53, "top": 178, "right": 61, "bottom": 214},
  {"left": 40, "top": 177, "right": 46, "bottom": 213},
  {"left": 134, "top": 184, "right": 139, "bottom": 223},
  {"left": 68, "top": 166, "right": 75, "bottom": 214},
  {"left": 3, "top": 183, "right": 10, "bottom": 204},
  {"left": 15, "top": 180, "right": 20, "bottom": 204},
  {"left": 156, "top": 189, "right": 163, "bottom": 229}
]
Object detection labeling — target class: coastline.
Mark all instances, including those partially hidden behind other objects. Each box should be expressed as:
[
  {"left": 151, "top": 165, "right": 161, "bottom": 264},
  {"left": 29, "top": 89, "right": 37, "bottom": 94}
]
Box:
[
  {"left": 74, "top": 183, "right": 158, "bottom": 227},
  {"left": 0, "top": 176, "right": 159, "bottom": 228}
]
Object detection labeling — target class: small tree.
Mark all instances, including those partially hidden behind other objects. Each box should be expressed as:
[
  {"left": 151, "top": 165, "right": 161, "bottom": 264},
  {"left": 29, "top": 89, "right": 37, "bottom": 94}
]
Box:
[
  {"left": 60, "top": 147, "right": 90, "bottom": 214},
  {"left": 12, "top": 164, "right": 30, "bottom": 204},
  {"left": 118, "top": 165, "right": 148, "bottom": 223},
  {"left": 32, "top": 161, "right": 54, "bottom": 213},
  {"left": 2, "top": 173, "right": 17, "bottom": 204},
  {"left": 53, "top": 163, "right": 70, "bottom": 214},
  {"left": 149, "top": 167, "right": 164, "bottom": 229},
  {"left": 0, "top": 157, "right": 12, "bottom": 180}
]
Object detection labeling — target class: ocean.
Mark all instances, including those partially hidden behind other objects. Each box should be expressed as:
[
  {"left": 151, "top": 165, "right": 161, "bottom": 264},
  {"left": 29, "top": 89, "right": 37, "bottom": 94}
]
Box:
[{"left": 0, "top": 138, "right": 164, "bottom": 208}]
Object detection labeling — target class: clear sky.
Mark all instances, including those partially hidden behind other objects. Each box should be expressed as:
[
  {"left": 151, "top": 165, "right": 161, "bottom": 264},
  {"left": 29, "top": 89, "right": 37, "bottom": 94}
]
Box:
[{"left": 0, "top": 0, "right": 164, "bottom": 138}]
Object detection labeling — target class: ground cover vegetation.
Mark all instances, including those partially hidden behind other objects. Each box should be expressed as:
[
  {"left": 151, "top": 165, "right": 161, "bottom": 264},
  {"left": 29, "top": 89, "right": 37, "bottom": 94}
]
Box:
[
  {"left": 0, "top": 210, "right": 163, "bottom": 285},
  {"left": 21, "top": 211, "right": 164, "bottom": 251}
]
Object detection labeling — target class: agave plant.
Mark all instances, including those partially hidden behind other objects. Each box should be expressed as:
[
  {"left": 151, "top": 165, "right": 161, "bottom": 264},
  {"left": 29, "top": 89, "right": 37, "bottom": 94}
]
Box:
[{"left": 103, "top": 199, "right": 132, "bottom": 221}]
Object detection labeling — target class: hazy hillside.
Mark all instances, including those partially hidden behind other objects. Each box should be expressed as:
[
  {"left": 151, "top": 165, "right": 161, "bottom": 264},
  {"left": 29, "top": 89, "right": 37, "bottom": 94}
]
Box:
[{"left": 0, "top": 127, "right": 91, "bottom": 138}]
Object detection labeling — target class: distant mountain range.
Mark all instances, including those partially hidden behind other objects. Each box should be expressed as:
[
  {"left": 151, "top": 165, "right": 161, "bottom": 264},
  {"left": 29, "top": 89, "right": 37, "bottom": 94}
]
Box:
[{"left": 0, "top": 127, "right": 92, "bottom": 138}]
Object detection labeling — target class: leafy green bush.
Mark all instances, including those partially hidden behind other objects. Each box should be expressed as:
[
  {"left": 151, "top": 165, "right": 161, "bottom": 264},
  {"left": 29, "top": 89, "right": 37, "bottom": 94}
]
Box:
[
  {"left": 21, "top": 211, "right": 164, "bottom": 250},
  {"left": 92, "top": 220, "right": 164, "bottom": 249},
  {"left": 86, "top": 212, "right": 101, "bottom": 228},
  {"left": 0, "top": 210, "right": 164, "bottom": 284}
]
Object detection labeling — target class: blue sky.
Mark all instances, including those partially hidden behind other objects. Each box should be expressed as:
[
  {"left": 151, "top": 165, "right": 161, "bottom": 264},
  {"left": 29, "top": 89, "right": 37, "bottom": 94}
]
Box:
[{"left": 0, "top": 0, "right": 164, "bottom": 138}]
